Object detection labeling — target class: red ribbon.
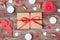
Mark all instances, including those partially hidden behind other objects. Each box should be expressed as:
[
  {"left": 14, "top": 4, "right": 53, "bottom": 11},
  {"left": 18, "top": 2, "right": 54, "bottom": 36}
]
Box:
[{"left": 17, "top": 12, "right": 43, "bottom": 30}]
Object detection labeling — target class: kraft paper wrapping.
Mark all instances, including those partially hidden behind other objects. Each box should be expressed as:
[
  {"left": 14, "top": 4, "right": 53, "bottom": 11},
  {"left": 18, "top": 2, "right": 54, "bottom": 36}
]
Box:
[{"left": 17, "top": 12, "right": 43, "bottom": 29}]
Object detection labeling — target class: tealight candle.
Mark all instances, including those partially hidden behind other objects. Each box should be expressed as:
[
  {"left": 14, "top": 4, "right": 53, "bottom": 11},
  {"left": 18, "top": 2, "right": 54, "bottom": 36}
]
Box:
[
  {"left": 25, "top": 33, "right": 32, "bottom": 40},
  {"left": 7, "top": 6, "right": 14, "bottom": 13},
  {"left": 28, "top": 0, "right": 36, "bottom": 4},
  {"left": 49, "top": 17, "right": 57, "bottom": 24}
]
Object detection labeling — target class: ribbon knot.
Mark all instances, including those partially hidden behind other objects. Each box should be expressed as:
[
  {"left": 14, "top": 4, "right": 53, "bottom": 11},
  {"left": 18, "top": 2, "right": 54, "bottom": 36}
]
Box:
[{"left": 21, "top": 17, "right": 30, "bottom": 23}]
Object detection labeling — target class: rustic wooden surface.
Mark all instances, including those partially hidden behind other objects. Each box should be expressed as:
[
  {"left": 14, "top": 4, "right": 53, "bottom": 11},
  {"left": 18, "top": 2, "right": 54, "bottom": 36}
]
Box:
[{"left": 0, "top": 0, "right": 60, "bottom": 40}]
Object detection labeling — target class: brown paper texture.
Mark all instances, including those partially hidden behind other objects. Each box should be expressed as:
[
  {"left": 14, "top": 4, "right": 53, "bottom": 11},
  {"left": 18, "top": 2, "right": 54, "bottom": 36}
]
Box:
[{"left": 17, "top": 12, "right": 42, "bottom": 29}]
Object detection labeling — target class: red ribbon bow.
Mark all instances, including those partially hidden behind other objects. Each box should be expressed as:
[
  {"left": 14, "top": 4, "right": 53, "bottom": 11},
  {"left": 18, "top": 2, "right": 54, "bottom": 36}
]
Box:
[{"left": 17, "top": 12, "right": 43, "bottom": 30}]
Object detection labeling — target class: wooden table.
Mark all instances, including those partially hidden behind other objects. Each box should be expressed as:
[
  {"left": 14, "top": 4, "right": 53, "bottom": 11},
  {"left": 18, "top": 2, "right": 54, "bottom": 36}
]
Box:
[{"left": 0, "top": 0, "right": 60, "bottom": 40}]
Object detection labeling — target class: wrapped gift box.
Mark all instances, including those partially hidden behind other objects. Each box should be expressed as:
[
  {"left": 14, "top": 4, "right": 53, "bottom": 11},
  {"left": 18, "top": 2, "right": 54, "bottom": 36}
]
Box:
[{"left": 17, "top": 12, "right": 43, "bottom": 29}]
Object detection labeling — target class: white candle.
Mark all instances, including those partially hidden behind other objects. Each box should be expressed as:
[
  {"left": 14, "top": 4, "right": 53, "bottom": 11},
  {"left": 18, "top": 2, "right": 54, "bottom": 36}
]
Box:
[
  {"left": 49, "top": 17, "right": 57, "bottom": 24},
  {"left": 25, "top": 33, "right": 32, "bottom": 40},
  {"left": 7, "top": 6, "right": 14, "bottom": 13},
  {"left": 28, "top": 0, "right": 36, "bottom": 4}
]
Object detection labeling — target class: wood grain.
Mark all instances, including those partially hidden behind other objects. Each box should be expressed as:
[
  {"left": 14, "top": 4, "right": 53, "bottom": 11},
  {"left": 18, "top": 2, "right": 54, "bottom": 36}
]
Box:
[{"left": 0, "top": 0, "right": 60, "bottom": 40}]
